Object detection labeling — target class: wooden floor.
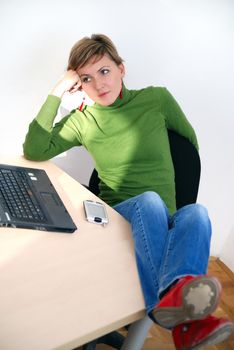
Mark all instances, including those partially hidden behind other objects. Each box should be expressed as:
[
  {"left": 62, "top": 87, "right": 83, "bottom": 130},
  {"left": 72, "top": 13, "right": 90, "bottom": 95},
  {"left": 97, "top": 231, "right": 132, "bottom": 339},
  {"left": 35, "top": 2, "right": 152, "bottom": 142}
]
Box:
[{"left": 94, "top": 257, "right": 234, "bottom": 350}]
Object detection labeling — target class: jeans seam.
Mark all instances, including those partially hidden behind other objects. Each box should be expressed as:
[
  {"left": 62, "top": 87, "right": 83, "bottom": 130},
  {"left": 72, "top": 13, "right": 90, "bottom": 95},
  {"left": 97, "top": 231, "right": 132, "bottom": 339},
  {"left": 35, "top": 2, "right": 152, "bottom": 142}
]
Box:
[
  {"left": 158, "top": 219, "right": 177, "bottom": 293},
  {"left": 134, "top": 200, "right": 159, "bottom": 294}
]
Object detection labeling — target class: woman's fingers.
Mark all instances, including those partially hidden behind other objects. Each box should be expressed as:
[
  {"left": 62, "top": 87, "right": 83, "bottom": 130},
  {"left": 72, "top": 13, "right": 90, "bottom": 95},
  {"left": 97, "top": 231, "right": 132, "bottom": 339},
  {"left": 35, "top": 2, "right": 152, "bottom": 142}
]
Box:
[
  {"left": 69, "top": 82, "right": 81, "bottom": 93},
  {"left": 50, "top": 70, "right": 81, "bottom": 98}
]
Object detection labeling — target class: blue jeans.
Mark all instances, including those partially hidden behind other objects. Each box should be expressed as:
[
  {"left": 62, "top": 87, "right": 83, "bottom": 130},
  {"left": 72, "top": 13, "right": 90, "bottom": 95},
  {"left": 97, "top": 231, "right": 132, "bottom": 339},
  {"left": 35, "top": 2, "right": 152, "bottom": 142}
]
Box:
[{"left": 113, "top": 191, "right": 212, "bottom": 314}]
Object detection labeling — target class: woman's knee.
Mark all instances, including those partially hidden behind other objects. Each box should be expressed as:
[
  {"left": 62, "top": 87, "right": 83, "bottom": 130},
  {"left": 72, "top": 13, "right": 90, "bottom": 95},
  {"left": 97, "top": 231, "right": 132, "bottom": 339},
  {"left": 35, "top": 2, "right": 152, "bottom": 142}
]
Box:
[
  {"left": 136, "top": 191, "right": 164, "bottom": 206},
  {"left": 180, "top": 203, "right": 211, "bottom": 234},
  {"left": 190, "top": 203, "right": 209, "bottom": 221},
  {"left": 134, "top": 191, "right": 169, "bottom": 215}
]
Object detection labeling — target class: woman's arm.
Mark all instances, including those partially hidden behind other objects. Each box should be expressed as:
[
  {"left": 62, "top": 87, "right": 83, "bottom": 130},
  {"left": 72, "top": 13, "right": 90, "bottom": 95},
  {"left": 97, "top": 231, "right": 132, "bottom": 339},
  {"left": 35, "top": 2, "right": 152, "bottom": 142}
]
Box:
[
  {"left": 23, "top": 71, "right": 82, "bottom": 161},
  {"left": 159, "top": 88, "right": 199, "bottom": 150},
  {"left": 23, "top": 96, "right": 82, "bottom": 161}
]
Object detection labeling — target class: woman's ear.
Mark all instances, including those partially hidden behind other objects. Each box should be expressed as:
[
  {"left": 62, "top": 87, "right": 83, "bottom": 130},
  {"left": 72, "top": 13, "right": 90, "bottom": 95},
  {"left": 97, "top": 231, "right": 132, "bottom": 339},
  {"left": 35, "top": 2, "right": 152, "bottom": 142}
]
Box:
[{"left": 119, "top": 63, "right": 125, "bottom": 78}]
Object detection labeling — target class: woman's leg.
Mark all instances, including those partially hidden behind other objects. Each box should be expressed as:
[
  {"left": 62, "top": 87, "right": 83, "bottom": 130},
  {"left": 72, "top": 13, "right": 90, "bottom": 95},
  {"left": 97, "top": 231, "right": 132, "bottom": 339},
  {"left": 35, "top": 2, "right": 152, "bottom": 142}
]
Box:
[
  {"left": 115, "top": 193, "right": 233, "bottom": 348},
  {"left": 158, "top": 203, "right": 212, "bottom": 296},
  {"left": 114, "top": 191, "right": 170, "bottom": 313},
  {"left": 114, "top": 192, "right": 212, "bottom": 314}
]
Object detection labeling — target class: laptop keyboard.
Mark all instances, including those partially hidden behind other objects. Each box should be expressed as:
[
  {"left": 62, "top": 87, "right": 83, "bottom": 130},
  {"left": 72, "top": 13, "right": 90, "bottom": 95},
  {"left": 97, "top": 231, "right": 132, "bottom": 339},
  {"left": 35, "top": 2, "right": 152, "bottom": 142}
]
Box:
[{"left": 0, "top": 169, "right": 46, "bottom": 221}]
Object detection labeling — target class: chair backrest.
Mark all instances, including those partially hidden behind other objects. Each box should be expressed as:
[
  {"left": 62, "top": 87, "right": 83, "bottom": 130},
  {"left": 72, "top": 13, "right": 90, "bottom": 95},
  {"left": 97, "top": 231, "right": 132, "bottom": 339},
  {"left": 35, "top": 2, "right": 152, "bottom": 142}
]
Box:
[
  {"left": 167, "top": 130, "right": 200, "bottom": 209},
  {"left": 88, "top": 129, "right": 201, "bottom": 210}
]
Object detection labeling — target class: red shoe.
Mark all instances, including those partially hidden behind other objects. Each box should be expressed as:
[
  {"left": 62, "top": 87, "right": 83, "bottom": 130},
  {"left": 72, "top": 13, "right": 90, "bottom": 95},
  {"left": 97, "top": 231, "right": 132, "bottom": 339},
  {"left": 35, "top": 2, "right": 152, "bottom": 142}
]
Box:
[
  {"left": 172, "top": 315, "right": 234, "bottom": 350},
  {"left": 151, "top": 276, "right": 221, "bottom": 328}
]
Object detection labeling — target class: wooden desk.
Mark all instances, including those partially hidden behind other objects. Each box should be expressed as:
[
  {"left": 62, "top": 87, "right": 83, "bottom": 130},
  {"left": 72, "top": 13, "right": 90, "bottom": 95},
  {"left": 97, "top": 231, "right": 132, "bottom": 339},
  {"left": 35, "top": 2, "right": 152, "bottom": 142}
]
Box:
[{"left": 0, "top": 157, "right": 145, "bottom": 350}]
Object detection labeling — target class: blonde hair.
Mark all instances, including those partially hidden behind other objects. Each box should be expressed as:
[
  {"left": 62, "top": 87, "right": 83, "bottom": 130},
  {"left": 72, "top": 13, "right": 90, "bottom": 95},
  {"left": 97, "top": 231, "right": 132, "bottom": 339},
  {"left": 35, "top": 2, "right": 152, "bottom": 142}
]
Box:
[{"left": 67, "top": 34, "right": 123, "bottom": 70}]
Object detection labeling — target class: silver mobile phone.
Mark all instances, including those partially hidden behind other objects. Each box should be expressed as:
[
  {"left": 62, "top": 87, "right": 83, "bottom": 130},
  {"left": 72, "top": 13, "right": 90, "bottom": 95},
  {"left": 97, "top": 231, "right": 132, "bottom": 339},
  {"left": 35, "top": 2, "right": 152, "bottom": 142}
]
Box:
[{"left": 83, "top": 200, "right": 109, "bottom": 225}]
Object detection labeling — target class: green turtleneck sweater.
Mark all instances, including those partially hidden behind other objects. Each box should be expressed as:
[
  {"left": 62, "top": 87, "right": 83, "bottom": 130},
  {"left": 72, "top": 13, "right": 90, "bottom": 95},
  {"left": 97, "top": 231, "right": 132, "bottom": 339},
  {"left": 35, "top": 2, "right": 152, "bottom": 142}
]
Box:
[{"left": 23, "top": 85, "right": 198, "bottom": 214}]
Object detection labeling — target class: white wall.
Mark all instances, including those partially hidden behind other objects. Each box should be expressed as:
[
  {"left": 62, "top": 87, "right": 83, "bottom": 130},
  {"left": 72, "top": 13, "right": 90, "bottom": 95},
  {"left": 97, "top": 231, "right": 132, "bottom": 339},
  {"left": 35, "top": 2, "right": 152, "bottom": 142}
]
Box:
[{"left": 0, "top": 0, "right": 234, "bottom": 262}]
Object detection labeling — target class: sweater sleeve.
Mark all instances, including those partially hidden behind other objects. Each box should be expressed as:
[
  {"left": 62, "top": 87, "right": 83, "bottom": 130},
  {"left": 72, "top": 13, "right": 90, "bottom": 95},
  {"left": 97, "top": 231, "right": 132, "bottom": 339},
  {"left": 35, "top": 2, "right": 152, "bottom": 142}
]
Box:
[
  {"left": 23, "top": 95, "right": 82, "bottom": 161},
  {"left": 159, "top": 88, "right": 199, "bottom": 151}
]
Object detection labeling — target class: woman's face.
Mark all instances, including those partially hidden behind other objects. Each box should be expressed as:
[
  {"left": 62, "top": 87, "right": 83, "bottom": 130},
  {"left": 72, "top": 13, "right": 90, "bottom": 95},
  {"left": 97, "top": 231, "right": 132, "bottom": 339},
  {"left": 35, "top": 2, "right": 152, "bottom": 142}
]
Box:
[{"left": 77, "top": 54, "right": 125, "bottom": 106}]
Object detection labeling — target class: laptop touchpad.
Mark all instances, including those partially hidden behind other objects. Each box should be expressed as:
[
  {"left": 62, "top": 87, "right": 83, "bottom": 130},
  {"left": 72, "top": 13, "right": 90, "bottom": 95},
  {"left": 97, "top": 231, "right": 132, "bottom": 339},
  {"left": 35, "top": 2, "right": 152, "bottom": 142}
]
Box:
[{"left": 41, "top": 192, "right": 62, "bottom": 206}]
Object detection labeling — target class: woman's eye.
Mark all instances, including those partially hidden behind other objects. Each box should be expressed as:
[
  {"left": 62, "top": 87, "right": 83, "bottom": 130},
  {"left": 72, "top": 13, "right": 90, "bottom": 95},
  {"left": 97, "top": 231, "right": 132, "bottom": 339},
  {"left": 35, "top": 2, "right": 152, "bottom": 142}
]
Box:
[
  {"left": 101, "top": 69, "right": 109, "bottom": 75},
  {"left": 82, "top": 76, "right": 91, "bottom": 83}
]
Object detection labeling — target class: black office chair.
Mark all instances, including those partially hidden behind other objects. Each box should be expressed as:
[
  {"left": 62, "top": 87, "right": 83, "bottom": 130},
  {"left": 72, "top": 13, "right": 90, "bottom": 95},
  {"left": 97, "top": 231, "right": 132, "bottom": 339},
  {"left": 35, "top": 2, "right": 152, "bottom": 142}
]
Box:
[{"left": 80, "top": 129, "right": 201, "bottom": 350}]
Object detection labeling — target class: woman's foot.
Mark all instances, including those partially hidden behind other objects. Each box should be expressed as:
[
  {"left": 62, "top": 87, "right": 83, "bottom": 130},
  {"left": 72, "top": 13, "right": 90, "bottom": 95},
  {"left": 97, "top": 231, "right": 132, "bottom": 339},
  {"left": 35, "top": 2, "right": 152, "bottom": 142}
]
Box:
[
  {"left": 150, "top": 275, "right": 221, "bottom": 328},
  {"left": 172, "top": 315, "right": 234, "bottom": 350}
]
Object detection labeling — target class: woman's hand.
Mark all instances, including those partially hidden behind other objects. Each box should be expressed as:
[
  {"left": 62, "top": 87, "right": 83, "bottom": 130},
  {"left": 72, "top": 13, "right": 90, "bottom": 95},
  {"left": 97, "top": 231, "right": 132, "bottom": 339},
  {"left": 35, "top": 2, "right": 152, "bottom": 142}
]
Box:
[{"left": 50, "top": 70, "right": 81, "bottom": 98}]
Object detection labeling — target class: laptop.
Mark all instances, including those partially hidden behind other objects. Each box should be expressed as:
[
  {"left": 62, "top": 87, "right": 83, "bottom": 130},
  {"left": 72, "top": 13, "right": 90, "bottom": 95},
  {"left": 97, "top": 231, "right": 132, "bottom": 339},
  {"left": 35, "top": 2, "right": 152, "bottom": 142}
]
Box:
[{"left": 0, "top": 164, "right": 77, "bottom": 233}]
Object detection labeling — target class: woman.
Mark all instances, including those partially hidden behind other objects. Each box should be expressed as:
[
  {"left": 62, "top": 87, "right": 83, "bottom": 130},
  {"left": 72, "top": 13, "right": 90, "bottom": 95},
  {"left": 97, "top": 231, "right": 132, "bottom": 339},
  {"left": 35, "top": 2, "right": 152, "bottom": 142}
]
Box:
[{"left": 23, "top": 34, "right": 233, "bottom": 349}]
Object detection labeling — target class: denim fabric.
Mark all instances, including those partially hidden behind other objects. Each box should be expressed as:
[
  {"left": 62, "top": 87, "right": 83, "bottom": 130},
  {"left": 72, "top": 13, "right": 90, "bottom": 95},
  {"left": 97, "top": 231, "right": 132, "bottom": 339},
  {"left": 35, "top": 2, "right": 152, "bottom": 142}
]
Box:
[{"left": 113, "top": 191, "right": 211, "bottom": 314}]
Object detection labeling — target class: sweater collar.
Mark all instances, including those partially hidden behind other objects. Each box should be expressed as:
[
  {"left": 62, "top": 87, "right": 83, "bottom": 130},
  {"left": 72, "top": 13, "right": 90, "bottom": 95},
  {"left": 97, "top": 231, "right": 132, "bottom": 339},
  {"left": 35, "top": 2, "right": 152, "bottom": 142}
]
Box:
[{"left": 91, "top": 83, "right": 131, "bottom": 110}]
